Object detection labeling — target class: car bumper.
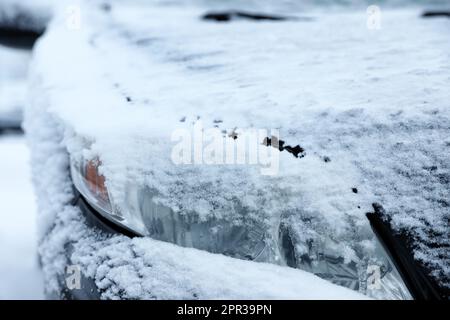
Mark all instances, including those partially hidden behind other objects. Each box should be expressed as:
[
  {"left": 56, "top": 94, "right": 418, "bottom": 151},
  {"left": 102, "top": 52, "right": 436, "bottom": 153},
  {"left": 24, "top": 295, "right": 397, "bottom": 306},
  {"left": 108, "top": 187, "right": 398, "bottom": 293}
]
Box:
[{"left": 57, "top": 190, "right": 449, "bottom": 300}]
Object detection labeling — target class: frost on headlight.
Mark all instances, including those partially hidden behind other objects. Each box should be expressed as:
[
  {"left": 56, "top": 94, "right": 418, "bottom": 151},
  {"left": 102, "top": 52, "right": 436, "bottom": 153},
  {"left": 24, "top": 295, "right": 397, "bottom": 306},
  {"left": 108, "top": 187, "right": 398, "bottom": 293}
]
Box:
[
  {"left": 137, "top": 187, "right": 271, "bottom": 261},
  {"left": 71, "top": 155, "right": 413, "bottom": 299},
  {"left": 279, "top": 219, "right": 413, "bottom": 300},
  {"left": 70, "top": 155, "right": 274, "bottom": 261}
]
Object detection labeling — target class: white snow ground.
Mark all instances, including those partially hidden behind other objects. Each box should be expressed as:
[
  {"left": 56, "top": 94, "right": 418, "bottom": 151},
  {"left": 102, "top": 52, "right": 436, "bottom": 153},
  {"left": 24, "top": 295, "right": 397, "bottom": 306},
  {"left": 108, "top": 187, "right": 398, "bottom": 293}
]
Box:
[{"left": 0, "top": 135, "right": 44, "bottom": 299}]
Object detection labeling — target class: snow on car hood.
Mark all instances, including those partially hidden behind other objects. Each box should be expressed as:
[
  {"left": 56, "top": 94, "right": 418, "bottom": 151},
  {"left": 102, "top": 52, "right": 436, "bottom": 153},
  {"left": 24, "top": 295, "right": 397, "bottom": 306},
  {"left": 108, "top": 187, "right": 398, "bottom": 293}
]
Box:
[
  {"left": 29, "top": 0, "right": 449, "bottom": 290},
  {"left": 24, "top": 101, "right": 369, "bottom": 300}
]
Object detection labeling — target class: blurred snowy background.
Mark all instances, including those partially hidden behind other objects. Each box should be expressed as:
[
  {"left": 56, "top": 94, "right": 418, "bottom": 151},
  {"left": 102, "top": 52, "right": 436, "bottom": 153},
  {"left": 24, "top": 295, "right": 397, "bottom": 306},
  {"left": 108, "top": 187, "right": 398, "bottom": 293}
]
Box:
[
  {"left": 0, "top": 0, "right": 49, "bottom": 299},
  {"left": 0, "top": 42, "right": 43, "bottom": 299},
  {"left": 0, "top": 133, "right": 44, "bottom": 299}
]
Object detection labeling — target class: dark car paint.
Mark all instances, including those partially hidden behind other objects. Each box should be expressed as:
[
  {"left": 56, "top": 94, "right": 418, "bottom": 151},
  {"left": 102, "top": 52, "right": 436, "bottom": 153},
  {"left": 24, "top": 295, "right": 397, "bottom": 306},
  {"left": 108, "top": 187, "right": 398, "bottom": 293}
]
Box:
[
  {"left": 0, "top": 126, "right": 23, "bottom": 135},
  {"left": 0, "top": 26, "right": 42, "bottom": 50},
  {"left": 367, "top": 205, "right": 449, "bottom": 300}
]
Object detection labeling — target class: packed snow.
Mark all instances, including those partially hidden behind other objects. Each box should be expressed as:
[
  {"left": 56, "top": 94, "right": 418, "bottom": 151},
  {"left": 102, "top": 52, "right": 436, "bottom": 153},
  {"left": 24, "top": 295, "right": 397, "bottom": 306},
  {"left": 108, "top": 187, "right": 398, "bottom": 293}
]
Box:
[{"left": 23, "top": 0, "right": 449, "bottom": 298}]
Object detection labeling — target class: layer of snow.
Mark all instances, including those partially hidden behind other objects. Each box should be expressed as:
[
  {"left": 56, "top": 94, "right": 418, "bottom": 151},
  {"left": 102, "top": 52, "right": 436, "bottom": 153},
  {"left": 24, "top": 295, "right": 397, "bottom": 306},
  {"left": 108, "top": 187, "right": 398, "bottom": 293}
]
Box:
[
  {"left": 73, "top": 233, "right": 370, "bottom": 299},
  {"left": 0, "top": 135, "right": 44, "bottom": 299},
  {"left": 20, "top": 0, "right": 449, "bottom": 300},
  {"left": 25, "top": 71, "right": 369, "bottom": 299},
  {"left": 29, "top": 0, "right": 449, "bottom": 290}
]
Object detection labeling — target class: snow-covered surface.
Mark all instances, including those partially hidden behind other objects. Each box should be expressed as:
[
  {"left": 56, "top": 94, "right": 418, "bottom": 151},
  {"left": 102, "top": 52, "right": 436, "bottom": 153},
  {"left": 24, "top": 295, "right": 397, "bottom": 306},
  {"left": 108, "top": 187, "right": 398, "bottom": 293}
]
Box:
[
  {"left": 25, "top": 0, "right": 449, "bottom": 298},
  {"left": 73, "top": 233, "right": 369, "bottom": 299},
  {"left": 25, "top": 72, "right": 368, "bottom": 299},
  {"left": 0, "top": 136, "right": 44, "bottom": 299}
]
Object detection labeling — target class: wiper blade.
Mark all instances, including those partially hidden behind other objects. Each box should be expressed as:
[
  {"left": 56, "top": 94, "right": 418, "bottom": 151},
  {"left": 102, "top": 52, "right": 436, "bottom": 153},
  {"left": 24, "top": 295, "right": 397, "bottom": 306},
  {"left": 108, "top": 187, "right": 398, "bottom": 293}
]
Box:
[
  {"left": 422, "top": 11, "right": 450, "bottom": 18},
  {"left": 202, "top": 10, "right": 309, "bottom": 22}
]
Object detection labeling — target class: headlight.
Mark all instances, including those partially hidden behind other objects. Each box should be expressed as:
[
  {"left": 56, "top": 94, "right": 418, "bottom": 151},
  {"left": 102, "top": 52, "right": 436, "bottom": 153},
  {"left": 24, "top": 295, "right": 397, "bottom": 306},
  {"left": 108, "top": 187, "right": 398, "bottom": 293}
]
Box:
[
  {"left": 70, "top": 156, "right": 273, "bottom": 261},
  {"left": 70, "top": 158, "right": 126, "bottom": 229},
  {"left": 279, "top": 219, "right": 412, "bottom": 299},
  {"left": 70, "top": 154, "right": 412, "bottom": 299}
]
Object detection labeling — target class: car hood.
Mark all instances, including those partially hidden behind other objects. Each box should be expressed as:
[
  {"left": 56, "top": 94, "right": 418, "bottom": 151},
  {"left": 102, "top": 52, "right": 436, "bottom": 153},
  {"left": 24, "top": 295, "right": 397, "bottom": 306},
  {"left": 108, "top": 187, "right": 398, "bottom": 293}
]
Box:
[{"left": 29, "top": 0, "right": 449, "bottom": 290}]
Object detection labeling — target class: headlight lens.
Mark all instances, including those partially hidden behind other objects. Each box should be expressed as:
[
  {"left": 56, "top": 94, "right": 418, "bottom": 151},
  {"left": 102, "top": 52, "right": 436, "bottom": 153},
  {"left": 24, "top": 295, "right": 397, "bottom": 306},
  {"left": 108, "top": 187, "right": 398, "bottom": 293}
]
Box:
[
  {"left": 70, "top": 155, "right": 412, "bottom": 299},
  {"left": 70, "top": 156, "right": 274, "bottom": 261},
  {"left": 71, "top": 158, "right": 117, "bottom": 223},
  {"left": 279, "top": 220, "right": 412, "bottom": 299}
]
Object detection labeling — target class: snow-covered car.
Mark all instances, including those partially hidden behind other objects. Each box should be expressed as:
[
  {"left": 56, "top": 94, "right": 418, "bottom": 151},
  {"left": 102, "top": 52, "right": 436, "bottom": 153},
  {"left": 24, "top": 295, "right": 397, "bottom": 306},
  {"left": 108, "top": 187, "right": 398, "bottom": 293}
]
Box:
[
  {"left": 24, "top": 0, "right": 449, "bottom": 300},
  {"left": 0, "top": 0, "right": 48, "bottom": 131}
]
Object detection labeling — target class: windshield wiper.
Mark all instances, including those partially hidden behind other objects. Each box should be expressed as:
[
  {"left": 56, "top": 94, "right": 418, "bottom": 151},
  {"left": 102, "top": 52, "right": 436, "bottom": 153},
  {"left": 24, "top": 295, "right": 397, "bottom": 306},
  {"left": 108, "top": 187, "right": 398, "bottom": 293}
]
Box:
[
  {"left": 421, "top": 11, "right": 450, "bottom": 18},
  {"left": 202, "top": 10, "right": 305, "bottom": 22}
]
